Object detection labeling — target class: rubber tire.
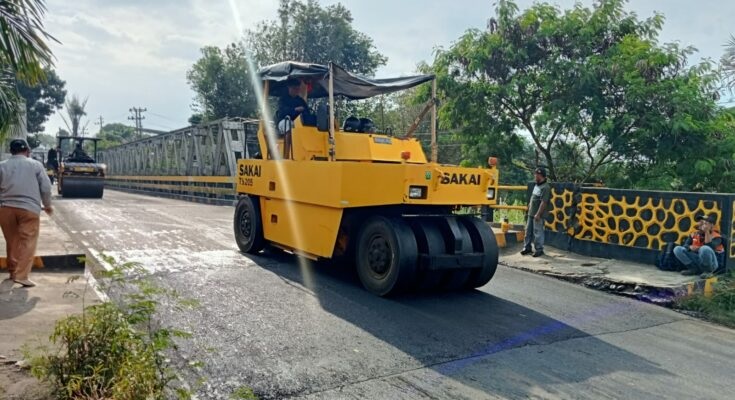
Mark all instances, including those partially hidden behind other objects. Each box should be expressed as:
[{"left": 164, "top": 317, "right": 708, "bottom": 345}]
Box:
[
  {"left": 234, "top": 195, "right": 266, "bottom": 254},
  {"left": 409, "top": 219, "right": 445, "bottom": 291},
  {"left": 438, "top": 222, "right": 473, "bottom": 291},
  {"left": 356, "top": 216, "right": 418, "bottom": 296},
  {"left": 461, "top": 216, "right": 499, "bottom": 289}
]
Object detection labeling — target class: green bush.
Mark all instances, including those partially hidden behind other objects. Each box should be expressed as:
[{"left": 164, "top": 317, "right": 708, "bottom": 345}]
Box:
[
  {"left": 28, "top": 256, "right": 199, "bottom": 400},
  {"left": 676, "top": 270, "right": 735, "bottom": 328}
]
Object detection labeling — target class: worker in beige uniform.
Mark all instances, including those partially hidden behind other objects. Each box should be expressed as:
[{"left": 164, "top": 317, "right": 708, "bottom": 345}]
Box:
[{"left": 0, "top": 139, "right": 53, "bottom": 287}]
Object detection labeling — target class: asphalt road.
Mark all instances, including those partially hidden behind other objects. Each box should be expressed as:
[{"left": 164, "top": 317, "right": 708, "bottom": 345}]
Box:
[{"left": 52, "top": 190, "right": 735, "bottom": 400}]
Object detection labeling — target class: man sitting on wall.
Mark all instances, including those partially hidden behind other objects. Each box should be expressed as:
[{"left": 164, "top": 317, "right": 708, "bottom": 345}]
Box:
[{"left": 674, "top": 214, "right": 725, "bottom": 278}]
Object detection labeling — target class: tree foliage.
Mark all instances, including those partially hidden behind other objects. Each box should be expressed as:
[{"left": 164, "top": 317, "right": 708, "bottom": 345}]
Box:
[
  {"left": 0, "top": 0, "right": 56, "bottom": 136},
  {"left": 97, "top": 123, "right": 136, "bottom": 150},
  {"left": 16, "top": 67, "right": 66, "bottom": 133},
  {"left": 26, "top": 132, "right": 53, "bottom": 148},
  {"left": 246, "top": 0, "right": 386, "bottom": 75},
  {"left": 429, "top": 0, "right": 727, "bottom": 190},
  {"left": 186, "top": 43, "right": 257, "bottom": 122}
]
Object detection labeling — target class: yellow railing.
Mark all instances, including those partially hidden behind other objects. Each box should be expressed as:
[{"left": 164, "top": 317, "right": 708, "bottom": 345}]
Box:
[{"left": 491, "top": 184, "right": 528, "bottom": 211}]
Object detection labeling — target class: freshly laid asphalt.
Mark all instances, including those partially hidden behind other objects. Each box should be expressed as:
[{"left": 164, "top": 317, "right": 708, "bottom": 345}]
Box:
[{"left": 50, "top": 190, "right": 735, "bottom": 400}]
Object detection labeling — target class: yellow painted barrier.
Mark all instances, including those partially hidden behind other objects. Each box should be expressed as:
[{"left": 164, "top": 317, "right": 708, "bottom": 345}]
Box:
[{"left": 496, "top": 185, "right": 527, "bottom": 191}]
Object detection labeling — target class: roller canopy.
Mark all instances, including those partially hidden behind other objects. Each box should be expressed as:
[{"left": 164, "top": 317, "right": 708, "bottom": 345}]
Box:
[{"left": 259, "top": 61, "right": 434, "bottom": 100}]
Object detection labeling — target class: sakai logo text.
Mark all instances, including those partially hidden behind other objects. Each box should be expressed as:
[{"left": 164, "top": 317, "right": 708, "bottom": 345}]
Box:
[
  {"left": 440, "top": 173, "right": 481, "bottom": 185},
  {"left": 239, "top": 164, "right": 261, "bottom": 177}
]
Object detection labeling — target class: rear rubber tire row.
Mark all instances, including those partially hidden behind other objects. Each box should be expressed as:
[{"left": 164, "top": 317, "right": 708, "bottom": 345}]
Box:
[
  {"left": 234, "top": 195, "right": 499, "bottom": 296},
  {"left": 355, "top": 215, "right": 499, "bottom": 296}
]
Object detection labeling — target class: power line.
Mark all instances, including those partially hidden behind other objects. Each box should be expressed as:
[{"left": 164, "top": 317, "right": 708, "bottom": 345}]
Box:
[
  {"left": 128, "top": 107, "right": 147, "bottom": 139},
  {"left": 145, "top": 121, "right": 174, "bottom": 130},
  {"left": 147, "top": 111, "right": 181, "bottom": 124}
]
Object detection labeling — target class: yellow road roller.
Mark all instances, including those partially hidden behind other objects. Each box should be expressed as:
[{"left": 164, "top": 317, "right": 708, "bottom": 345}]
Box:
[
  {"left": 56, "top": 136, "right": 105, "bottom": 198},
  {"left": 234, "top": 62, "right": 500, "bottom": 295}
]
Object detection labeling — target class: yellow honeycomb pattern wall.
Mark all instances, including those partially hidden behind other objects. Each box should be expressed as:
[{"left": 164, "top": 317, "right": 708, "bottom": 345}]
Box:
[
  {"left": 546, "top": 189, "right": 722, "bottom": 251},
  {"left": 546, "top": 187, "right": 575, "bottom": 235}
]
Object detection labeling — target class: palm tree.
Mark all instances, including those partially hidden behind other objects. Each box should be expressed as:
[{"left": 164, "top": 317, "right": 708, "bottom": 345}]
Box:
[
  {"left": 0, "top": 0, "right": 56, "bottom": 136},
  {"left": 723, "top": 35, "right": 735, "bottom": 92},
  {"left": 60, "top": 95, "right": 89, "bottom": 137}
]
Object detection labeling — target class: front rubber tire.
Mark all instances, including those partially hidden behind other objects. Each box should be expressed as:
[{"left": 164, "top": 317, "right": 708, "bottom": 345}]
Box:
[
  {"left": 356, "top": 216, "right": 417, "bottom": 296},
  {"left": 234, "top": 195, "right": 265, "bottom": 254}
]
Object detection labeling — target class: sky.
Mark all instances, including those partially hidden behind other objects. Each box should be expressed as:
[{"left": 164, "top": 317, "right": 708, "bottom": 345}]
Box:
[{"left": 41, "top": 0, "right": 735, "bottom": 136}]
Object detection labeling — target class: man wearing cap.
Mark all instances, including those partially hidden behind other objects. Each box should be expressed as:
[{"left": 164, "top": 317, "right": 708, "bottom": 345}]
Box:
[
  {"left": 276, "top": 78, "right": 309, "bottom": 134},
  {"left": 0, "top": 139, "right": 53, "bottom": 287},
  {"left": 521, "top": 167, "right": 551, "bottom": 257},
  {"left": 673, "top": 214, "right": 725, "bottom": 278}
]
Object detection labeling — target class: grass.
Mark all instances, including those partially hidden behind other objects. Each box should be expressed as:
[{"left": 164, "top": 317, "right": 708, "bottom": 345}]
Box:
[{"left": 676, "top": 270, "right": 735, "bottom": 328}]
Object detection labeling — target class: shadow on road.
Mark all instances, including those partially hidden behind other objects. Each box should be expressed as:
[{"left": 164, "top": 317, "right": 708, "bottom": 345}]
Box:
[{"left": 242, "top": 251, "right": 672, "bottom": 398}]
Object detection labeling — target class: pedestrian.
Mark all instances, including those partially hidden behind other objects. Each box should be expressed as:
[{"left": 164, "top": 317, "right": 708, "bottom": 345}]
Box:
[
  {"left": 520, "top": 167, "right": 551, "bottom": 257},
  {"left": 674, "top": 214, "right": 725, "bottom": 278},
  {"left": 0, "top": 139, "right": 53, "bottom": 287},
  {"left": 47, "top": 146, "right": 58, "bottom": 171}
]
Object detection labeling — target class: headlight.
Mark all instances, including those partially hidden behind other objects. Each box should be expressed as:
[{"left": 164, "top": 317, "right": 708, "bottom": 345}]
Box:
[
  {"left": 486, "top": 188, "right": 495, "bottom": 200},
  {"left": 408, "top": 186, "right": 427, "bottom": 199}
]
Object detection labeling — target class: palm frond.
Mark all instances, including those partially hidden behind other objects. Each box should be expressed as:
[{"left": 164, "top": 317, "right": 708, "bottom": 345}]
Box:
[
  {"left": 0, "top": 68, "right": 20, "bottom": 137},
  {"left": 723, "top": 35, "right": 735, "bottom": 91},
  {"left": 0, "top": 0, "right": 57, "bottom": 84}
]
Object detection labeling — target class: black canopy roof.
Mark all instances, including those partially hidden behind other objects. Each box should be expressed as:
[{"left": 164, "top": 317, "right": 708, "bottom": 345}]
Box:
[{"left": 259, "top": 61, "right": 434, "bottom": 100}]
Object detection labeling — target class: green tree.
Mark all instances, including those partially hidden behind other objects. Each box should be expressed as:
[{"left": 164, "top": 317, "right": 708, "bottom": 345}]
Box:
[
  {"left": 428, "top": 0, "right": 721, "bottom": 189},
  {"left": 246, "top": 0, "right": 386, "bottom": 75},
  {"left": 186, "top": 43, "right": 257, "bottom": 122},
  {"left": 26, "top": 132, "right": 54, "bottom": 148},
  {"left": 16, "top": 67, "right": 66, "bottom": 133},
  {"left": 97, "top": 123, "right": 135, "bottom": 150},
  {"left": 60, "top": 94, "right": 88, "bottom": 137},
  {"left": 0, "top": 0, "right": 56, "bottom": 136}
]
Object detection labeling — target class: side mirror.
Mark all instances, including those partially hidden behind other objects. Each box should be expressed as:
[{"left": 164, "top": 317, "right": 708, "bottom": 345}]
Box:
[{"left": 317, "top": 103, "right": 329, "bottom": 132}]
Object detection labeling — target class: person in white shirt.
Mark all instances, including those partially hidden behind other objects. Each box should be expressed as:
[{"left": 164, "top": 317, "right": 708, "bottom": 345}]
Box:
[{"left": 0, "top": 139, "right": 53, "bottom": 287}]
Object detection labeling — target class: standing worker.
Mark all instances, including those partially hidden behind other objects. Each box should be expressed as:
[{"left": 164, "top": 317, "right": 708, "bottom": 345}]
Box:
[
  {"left": 47, "top": 146, "right": 59, "bottom": 172},
  {"left": 0, "top": 139, "right": 53, "bottom": 287},
  {"left": 520, "top": 167, "right": 551, "bottom": 257}
]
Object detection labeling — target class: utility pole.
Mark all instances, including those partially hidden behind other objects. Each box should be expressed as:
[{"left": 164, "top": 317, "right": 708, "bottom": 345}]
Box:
[
  {"left": 95, "top": 115, "right": 104, "bottom": 136},
  {"left": 128, "top": 107, "right": 147, "bottom": 139}
]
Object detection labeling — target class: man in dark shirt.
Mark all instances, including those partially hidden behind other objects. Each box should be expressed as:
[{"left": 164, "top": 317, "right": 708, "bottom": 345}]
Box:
[
  {"left": 276, "top": 78, "right": 308, "bottom": 133},
  {"left": 521, "top": 167, "right": 551, "bottom": 257},
  {"left": 47, "top": 147, "right": 58, "bottom": 171}
]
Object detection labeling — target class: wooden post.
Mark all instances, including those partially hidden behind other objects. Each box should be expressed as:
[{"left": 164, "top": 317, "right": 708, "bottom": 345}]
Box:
[
  {"left": 328, "top": 63, "right": 336, "bottom": 161},
  {"left": 431, "top": 79, "right": 438, "bottom": 163}
]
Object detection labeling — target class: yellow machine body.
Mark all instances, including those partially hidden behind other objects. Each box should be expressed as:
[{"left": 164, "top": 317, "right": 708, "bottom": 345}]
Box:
[
  {"left": 234, "top": 61, "right": 500, "bottom": 295},
  {"left": 236, "top": 118, "right": 499, "bottom": 259}
]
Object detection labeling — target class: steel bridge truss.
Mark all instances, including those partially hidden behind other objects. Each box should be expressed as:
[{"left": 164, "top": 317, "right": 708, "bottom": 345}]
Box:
[{"left": 98, "top": 118, "right": 259, "bottom": 204}]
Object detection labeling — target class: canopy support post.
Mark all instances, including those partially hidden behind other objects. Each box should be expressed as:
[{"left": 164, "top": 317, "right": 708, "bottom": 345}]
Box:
[
  {"left": 431, "top": 78, "right": 438, "bottom": 163},
  {"left": 328, "top": 63, "right": 336, "bottom": 161}
]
